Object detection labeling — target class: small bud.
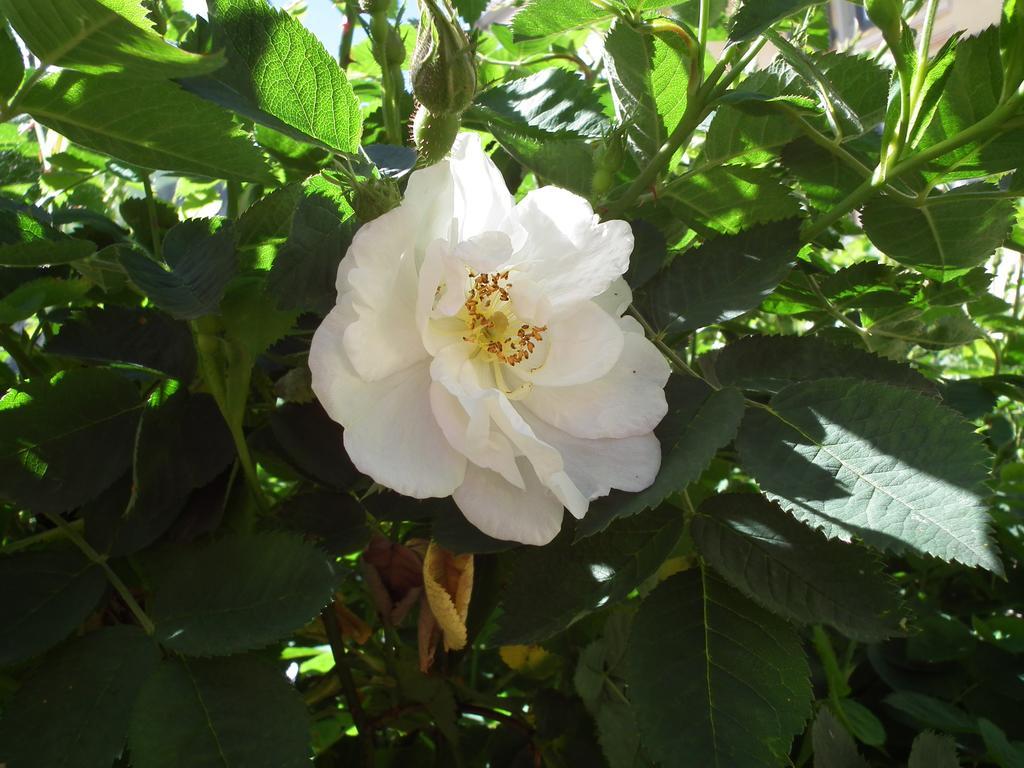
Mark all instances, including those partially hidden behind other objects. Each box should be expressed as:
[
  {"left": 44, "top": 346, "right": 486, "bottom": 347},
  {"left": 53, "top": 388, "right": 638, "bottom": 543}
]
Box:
[
  {"left": 412, "top": 104, "right": 461, "bottom": 166},
  {"left": 351, "top": 175, "right": 402, "bottom": 222},
  {"left": 410, "top": 0, "right": 477, "bottom": 115},
  {"left": 865, "top": 0, "right": 903, "bottom": 46},
  {"left": 385, "top": 26, "right": 406, "bottom": 66}
]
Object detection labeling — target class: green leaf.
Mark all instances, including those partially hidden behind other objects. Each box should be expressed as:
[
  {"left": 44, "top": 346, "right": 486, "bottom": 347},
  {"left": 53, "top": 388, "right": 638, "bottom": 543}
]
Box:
[
  {"left": 908, "top": 732, "right": 962, "bottom": 768},
  {"left": 604, "top": 21, "right": 661, "bottom": 165},
  {"left": 730, "top": 0, "right": 826, "bottom": 40},
  {"left": 470, "top": 68, "right": 609, "bottom": 139},
  {"left": 276, "top": 490, "right": 370, "bottom": 556},
  {"left": 0, "top": 549, "right": 107, "bottom": 665},
  {"left": 693, "top": 493, "right": 901, "bottom": 640},
  {"left": 47, "top": 306, "right": 197, "bottom": 381},
  {"left": 0, "top": 19, "right": 23, "bottom": 102},
  {"left": 574, "top": 612, "right": 649, "bottom": 768},
  {"left": 22, "top": 72, "right": 272, "bottom": 182},
  {"left": 0, "top": 237, "right": 96, "bottom": 267},
  {"left": 149, "top": 532, "right": 337, "bottom": 655},
  {"left": 119, "top": 219, "right": 236, "bottom": 320},
  {"left": 0, "top": 276, "right": 92, "bottom": 323},
  {"left": 188, "top": 0, "right": 361, "bottom": 155},
  {"left": 626, "top": 568, "right": 812, "bottom": 767},
  {"left": 781, "top": 137, "right": 867, "bottom": 211},
  {"left": 838, "top": 699, "right": 886, "bottom": 747},
  {"left": 128, "top": 655, "right": 311, "bottom": 768},
  {"left": 494, "top": 505, "right": 684, "bottom": 644},
  {"left": 0, "top": 627, "right": 161, "bottom": 768},
  {"left": 220, "top": 276, "right": 299, "bottom": 357},
  {"left": 883, "top": 691, "right": 978, "bottom": 734},
  {"left": 513, "top": 0, "right": 608, "bottom": 37},
  {"left": 812, "top": 707, "right": 870, "bottom": 768},
  {"left": 703, "top": 334, "right": 937, "bottom": 395},
  {"left": 266, "top": 402, "right": 357, "bottom": 490},
  {"left": 236, "top": 183, "right": 302, "bottom": 248},
  {"left": 736, "top": 377, "right": 1002, "bottom": 573},
  {"left": 666, "top": 166, "right": 800, "bottom": 235},
  {"left": 485, "top": 127, "right": 595, "bottom": 196},
  {"left": 267, "top": 176, "right": 355, "bottom": 314},
  {"left": 579, "top": 376, "right": 745, "bottom": 537},
  {"left": 0, "top": 368, "right": 142, "bottom": 513},
  {"left": 920, "top": 27, "right": 1024, "bottom": 178},
  {"left": 652, "top": 34, "right": 689, "bottom": 134},
  {"left": 0, "top": 0, "right": 224, "bottom": 77},
  {"left": 862, "top": 185, "right": 1015, "bottom": 281},
  {"left": 980, "top": 719, "right": 1024, "bottom": 768},
  {"left": 640, "top": 219, "right": 801, "bottom": 333},
  {"left": 703, "top": 71, "right": 804, "bottom": 165}
]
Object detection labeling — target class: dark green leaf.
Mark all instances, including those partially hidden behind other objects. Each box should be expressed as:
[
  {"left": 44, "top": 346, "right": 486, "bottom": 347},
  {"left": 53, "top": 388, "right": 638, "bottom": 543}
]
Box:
[
  {"left": 693, "top": 493, "right": 902, "bottom": 640},
  {"left": 268, "top": 402, "right": 358, "bottom": 490},
  {"left": 731, "top": 0, "right": 826, "bottom": 40},
  {"left": 862, "top": 185, "right": 1015, "bottom": 281},
  {"left": 782, "top": 137, "right": 868, "bottom": 211},
  {"left": 22, "top": 72, "right": 272, "bottom": 182},
  {"left": 627, "top": 569, "right": 812, "bottom": 767},
  {"left": 188, "top": 0, "right": 361, "bottom": 154},
  {"left": 128, "top": 655, "right": 310, "bottom": 768},
  {"left": 0, "top": 368, "right": 141, "bottom": 513},
  {"left": 119, "top": 219, "right": 236, "bottom": 319},
  {"left": 87, "top": 391, "right": 234, "bottom": 557},
  {"left": 470, "top": 68, "right": 609, "bottom": 139},
  {"left": 430, "top": 496, "right": 517, "bottom": 554},
  {"left": 0, "top": 626, "right": 161, "bottom": 768},
  {"left": 908, "top": 732, "right": 961, "bottom": 768},
  {"left": 579, "top": 376, "right": 745, "bottom": 537},
  {"left": 495, "top": 505, "right": 684, "bottom": 644},
  {"left": 0, "top": 0, "right": 224, "bottom": 76},
  {"left": 979, "top": 719, "right": 1024, "bottom": 768},
  {"left": 268, "top": 176, "right": 355, "bottom": 314},
  {"left": 276, "top": 490, "right": 370, "bottom": 556},
  {"left": 0, "top": 549, "right": 106, "bottom": 666},
  {"left": 220, "top": 275, "right": 299, "bottom": 357},
  {"left": 665, "top": 166, "right": 800, "bottom": 235},
  {"left": 48, "top": 306, "right": 196, "bottom": 380},
  {"left": 0, "top": 237, "right": 96, "bottom": 267},
  {"left": 736, "top": 377, "right": 1002, "bottom": 573},
  {"left": 812, "top": 707, "right": 870, "bottom": 768},
  {"left": 703, "top": 71, "right": 804, "bottom": 165},
  {"left": 119, "top": 196, "right": 178, "bottom": 253},
  {"left": 150, "top": 532, "right": 337, "bottom": 655},
  {"left": 236, "top": 183, "right": 302, "bottom": 248},
  {"left": 0, "top": 20, "right": 23, "bottom": 101},
  {"left": 641, "top": 219, "right": 801, "bottom": 333},
  {"left": 703, "top": 334, "right": 937, "bottom": 395}
]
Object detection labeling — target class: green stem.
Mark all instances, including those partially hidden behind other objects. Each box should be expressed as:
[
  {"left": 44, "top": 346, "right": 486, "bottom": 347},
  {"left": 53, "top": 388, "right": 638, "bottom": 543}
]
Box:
[
  {"left": 226, "top": 180, "right": 242, "bottom": 220},
  {"left": 0, "top": 64, "right": 49, "bottom": 123},
  {"left": 371, "top": 10, "right": 403, "bottom": 145},
  {"left": 321, "top": 602, "right": 375, "bottom": 767},
  {"left": 41, "top": 511, "right": 156, "bottom": 636},
  {"left": 696, "top": 0, "right": 711, "bottom": 74},
  {"left": 141, "top": 174, "right": 163, "bottom": 260},
  {"left": 805, "top": 274, "right": 873, "bottom": 348},
  {"left": 2, "top": 518, "right": 84, "bottom": 553}
]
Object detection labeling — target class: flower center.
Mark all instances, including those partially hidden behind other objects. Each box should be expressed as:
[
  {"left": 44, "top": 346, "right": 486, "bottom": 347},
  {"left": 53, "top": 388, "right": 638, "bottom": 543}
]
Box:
[{"left": 462, "top": 270, "right": 546, "bottom": 366}]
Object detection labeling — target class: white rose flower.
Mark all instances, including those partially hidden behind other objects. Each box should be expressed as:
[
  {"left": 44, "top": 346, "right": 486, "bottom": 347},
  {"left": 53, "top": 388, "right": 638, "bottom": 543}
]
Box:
[{"left": 309, "top": 135, "right": 671, "bottom": 545}]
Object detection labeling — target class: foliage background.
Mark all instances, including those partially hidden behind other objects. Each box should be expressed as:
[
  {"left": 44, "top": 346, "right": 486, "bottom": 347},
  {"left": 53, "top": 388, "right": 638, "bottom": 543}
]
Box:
[{"left": 0, "top": 0, "right": 1023, "bottom": 766}]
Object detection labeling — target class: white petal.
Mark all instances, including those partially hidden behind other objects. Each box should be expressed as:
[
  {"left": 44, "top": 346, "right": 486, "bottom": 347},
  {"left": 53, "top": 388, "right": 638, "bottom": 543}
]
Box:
[
  {"left": 429, "top": 381, "right": 524, "bottom": 489},
  {"left": 522, "top": 326, "right": 670, "bottom": 439},
  {"left": 513, "top": 186, "right": 633, "bottom": 310},
  {"left": 343, "top": 224, "right": 426, "bottom": 382},
  {"left": 310, "top": 302, "right": 376, "bottom": 427},
  {"left": 404, "top": 134, "right": 524, "bottom": 246},
  {"left": 593, "top": 277, "right": 633, "bottom": 317},
  {"left": 524, "top": 412, "right": 663, "bottom": 503},
  {"left": 454, "top": 461, "right": 565, "bottom": 545},
  {"left": 513, "top": 299, "right": 625, "bottom": 387},
  {"left": 340, "top": 360, "right": 467, "bottom": 498}
]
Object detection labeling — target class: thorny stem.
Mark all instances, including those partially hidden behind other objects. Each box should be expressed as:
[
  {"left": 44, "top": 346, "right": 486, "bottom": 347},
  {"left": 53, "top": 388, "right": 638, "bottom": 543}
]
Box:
[
  {"left": 478, "top": 52, "right": 595, "bottom": 83},
  {"left": 339, "top": 0, "right": 358, "bottom": 68},
  {"left": 1, "top": 518, "right": 84, "bottom": 553},
  {"left": 41, "top": 510, "right": 156, "bottom": 636},
  {"left": 322, "top": 603, "right": 375, "bottom": 767}
]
